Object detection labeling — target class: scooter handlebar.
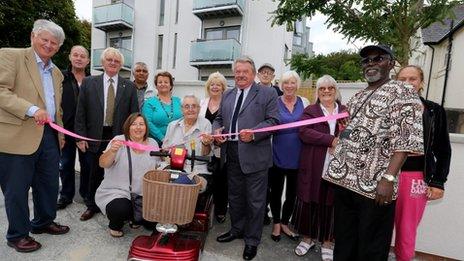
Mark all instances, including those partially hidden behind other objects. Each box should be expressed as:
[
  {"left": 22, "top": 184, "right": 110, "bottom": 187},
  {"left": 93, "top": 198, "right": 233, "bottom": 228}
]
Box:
[
  {"left": 150, "top": 150, "right": 211, "bottom": 162},
  {"left": 186, "top": 155, "right": 211, "bottom": 162},
  {"left": 150, "top": 151, "right": 170, "bottom": 157}
]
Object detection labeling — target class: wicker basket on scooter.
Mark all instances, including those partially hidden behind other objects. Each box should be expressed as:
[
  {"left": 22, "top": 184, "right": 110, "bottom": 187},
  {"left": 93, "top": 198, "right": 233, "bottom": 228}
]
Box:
[{"left": 142, "top": 170, "right": 201, "bottom": 225}]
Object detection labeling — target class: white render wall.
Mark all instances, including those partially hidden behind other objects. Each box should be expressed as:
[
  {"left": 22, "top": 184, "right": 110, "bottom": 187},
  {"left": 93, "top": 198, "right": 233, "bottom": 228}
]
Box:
[
  {"left": 416, "top": 134, "right": 464, "bottom": 260},
  {"left": 241, "top": 0, "right": 293, "bottom": 79}
]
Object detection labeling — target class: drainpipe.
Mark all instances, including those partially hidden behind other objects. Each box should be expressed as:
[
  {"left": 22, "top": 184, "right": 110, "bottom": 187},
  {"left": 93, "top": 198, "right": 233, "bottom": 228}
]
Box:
[
  {"left": 441, "top": 20, "right": 454, "bottom": 106},
  {"left": 425, "top": 45, "right": 434, "bottom": 100}
]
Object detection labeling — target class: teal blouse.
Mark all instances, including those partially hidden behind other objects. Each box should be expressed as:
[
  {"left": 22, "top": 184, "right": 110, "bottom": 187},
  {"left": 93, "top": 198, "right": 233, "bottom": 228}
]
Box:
[{"left": 141, "top": 96, "right": 182, "bottom": 143}]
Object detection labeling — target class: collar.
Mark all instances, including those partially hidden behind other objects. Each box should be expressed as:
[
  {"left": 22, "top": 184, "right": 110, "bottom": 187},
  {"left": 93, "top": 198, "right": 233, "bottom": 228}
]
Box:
[
  {"left": 176, "top": 118, "right": 201, "bottom": 132},
  {"left": 134, "top": 81, "right": 148, "bottom": 90},
  {"left": 104, "top": 73, "right": 118, "bottom": 83},
  {"left": 319, "top": 102, "right": 339, "bottom": 114},
  {"left": 34, "top": 51, "right": 54, "bottom": 71}
]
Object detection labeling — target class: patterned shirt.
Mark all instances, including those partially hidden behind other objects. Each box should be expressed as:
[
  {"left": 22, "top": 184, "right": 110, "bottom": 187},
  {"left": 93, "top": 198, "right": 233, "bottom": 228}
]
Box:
[{"left": 323, "top": 80, "right": 424, "bottom": 199}]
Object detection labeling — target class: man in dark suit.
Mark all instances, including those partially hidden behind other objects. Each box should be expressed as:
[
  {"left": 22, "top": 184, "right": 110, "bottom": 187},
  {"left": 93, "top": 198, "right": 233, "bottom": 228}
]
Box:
[
  {"left": 210, "top": 56, "right": 279, "bottom": 260},
  {"left": 57, "top": 45, "right": 90, "bottom": 210},
  {"left": 0, "top": 19, "right": 69, "bottom": 253},
  {"left": 75, "top": 47, "right": 139, "bottom": 221}
]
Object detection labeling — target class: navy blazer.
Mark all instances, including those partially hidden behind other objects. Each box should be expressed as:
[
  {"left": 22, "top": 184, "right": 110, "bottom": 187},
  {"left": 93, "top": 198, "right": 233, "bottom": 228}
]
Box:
[
  {"left": 213, "top": 82, "right": 279, "bottom": 173},
  {"left": 74, "top": 74, "right": 139, "bottom": 152}
]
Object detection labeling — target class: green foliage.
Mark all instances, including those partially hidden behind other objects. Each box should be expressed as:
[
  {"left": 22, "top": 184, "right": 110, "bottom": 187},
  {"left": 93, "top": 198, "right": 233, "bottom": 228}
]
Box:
[
  {"left": 272, "top": 0, "right": 463, "bottom": 65},
  {"left": 289, "top": 51, "right": 363, "bottom": 81},
  {"left": 0, "top": 0, "right": 91, "bottom": 69}
]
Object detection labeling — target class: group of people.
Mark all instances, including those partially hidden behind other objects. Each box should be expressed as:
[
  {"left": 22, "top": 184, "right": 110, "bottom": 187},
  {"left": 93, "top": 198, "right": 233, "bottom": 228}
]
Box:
[{"left": 0, "top": 19, "right": 452, "bottom": 261}]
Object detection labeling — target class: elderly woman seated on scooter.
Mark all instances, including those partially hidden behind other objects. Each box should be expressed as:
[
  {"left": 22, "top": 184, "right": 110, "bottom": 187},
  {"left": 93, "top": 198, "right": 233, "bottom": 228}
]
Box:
[
  {"left": 162, "top": 95, "right": 213, "bottom": 179},
  {"left": 95, "top": 113, "right": 161, "bottom": 237}
]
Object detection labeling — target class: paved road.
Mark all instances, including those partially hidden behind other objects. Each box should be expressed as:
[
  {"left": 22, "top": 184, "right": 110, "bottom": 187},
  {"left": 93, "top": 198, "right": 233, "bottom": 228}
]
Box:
[{"left": 0, "top": 191, "right": 322, "bottom": 261}]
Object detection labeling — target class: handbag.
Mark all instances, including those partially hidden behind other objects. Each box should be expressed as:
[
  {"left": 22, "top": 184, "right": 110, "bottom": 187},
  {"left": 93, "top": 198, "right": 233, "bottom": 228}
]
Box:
[{"left": 126, "top": 144, "right": 143, "bottom": 223}]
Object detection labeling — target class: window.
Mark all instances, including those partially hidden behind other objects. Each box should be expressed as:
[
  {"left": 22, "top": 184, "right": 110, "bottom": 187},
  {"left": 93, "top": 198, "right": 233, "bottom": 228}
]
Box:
[
  {"left": 159, "top": 0, "right": 165, "bottom": 26},
  {"left": 284, "top": 44, "right": 289, "bottom": 61},
  {"left": 204, "top": 26, "right": 240, "bottom": 41},
  {"left": 294, "top": 20, "right": 304, "bottom": 34},
  {"left": 172, "top": 33, "right": 178, "bottom": 68},
  {"left": 175, "top": 0, "right": 179, "bottom": 24},
  {"left": 446, "top": 109, "right": 464, "bottom": 134},
  {"left": 293, "top": 35, "right": 302, "bottom": 46},
  {"left": 157, "top": 35, "right": 163, "bottom": 69},
  {"left": 110, "top": 36, "right": 132, "bottom": 49}
]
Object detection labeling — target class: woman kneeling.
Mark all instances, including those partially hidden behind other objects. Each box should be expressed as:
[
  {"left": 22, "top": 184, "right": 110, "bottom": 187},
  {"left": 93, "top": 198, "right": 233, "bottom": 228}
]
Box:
[{"left": 96, "top": 113, "right": 160, "bottom": 237}]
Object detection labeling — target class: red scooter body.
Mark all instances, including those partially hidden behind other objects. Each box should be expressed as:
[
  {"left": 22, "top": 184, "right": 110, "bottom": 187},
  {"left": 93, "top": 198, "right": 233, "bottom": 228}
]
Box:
[{"left": 128, "top": 147, "right": 213, "bottom": 261}]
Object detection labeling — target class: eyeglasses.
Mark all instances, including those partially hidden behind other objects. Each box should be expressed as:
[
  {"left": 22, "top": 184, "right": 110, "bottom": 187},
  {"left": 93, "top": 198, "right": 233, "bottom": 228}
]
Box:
[
  {"left": 259, "top": 71, "right": 274, "bottom": 76},
  {"left": 360, "top": 55, "right": 391, "bottom": 66},
  {"left": 182, "top": 104, "right": 198, "bottom": 110},
  {"left": 318, "top": 86, "right": 336, "bottom": 92},
  {"left": 135, "top": 69, "right": 148, "bottom": 73},
  {"left": 105, "top": 58, "right": 121, "bottom": 64}
]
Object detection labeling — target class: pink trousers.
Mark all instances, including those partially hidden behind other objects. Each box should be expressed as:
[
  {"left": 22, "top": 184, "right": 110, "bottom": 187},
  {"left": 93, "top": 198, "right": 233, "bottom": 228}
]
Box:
[{"left": 394, "top": 171, "right": 428, "bottom": 261}]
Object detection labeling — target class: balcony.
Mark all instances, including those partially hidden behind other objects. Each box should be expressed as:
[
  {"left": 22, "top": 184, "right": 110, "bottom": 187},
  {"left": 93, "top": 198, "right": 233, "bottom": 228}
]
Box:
[
  {"left": 190, "top": 39, "right": 241, "bottom": 67},
  {"left": 193, "top": 0, "right": 244, "bottom": 19},
  {"left": 92, "top": 48, "right": 133, "bottom": 71},
  {"left": 93, "top": 3, "right": 134, "bottom": 32}
]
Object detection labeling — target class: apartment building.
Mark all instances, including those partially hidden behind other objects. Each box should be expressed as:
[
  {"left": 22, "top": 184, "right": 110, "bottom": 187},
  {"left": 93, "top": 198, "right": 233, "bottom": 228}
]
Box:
[{"left": 91, "top": 0, "right": 313, "bottom": 92}]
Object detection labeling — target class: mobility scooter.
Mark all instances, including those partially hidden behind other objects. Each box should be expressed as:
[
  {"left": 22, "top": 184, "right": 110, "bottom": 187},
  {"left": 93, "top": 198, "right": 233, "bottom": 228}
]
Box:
[{"left": 128, "top": 144, "right": 213, "bottom": 261}]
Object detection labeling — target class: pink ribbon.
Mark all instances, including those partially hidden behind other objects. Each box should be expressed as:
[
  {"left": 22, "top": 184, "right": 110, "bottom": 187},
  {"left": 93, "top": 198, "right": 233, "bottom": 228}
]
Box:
[
  {"left": 47, "top": 120, "right": 161, "bottom": 152},
  {"left": 212, "top": 112, "right": 349, "bottom": 137},
  {"left": 46, "top": 112, "right": 348, "bottom": 152}
]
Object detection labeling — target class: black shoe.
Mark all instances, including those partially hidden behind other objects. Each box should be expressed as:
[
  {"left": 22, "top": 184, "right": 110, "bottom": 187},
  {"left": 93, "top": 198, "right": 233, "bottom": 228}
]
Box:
[
  {"left": 215, "top": 214, "right": 226, "bottom": 223},
  {"left": 243, "top": 245, "right": 257, "bottom": 260},
  {"left": 282, "top": 230, "right": 299, "bottom": 241},
  {"left": 270, "top": 234, "right": 281, "bottom": 242},
  {"left": 263, "top": 215, "right": 271, "bottom": 225},
  {"left": 57, "top": 198, "right": 72, "bottom": 210},
  {"left": 216, "top": 231, "right": 242, "bottom": 243}
]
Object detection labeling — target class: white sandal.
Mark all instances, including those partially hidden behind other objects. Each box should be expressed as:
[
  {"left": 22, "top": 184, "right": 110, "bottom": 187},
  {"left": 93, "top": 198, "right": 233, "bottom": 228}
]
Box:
[
  {"left": 321, "top": 246, "right": 334, "bottom": 261},
  {"left": 109, "top": 229, "right": 123, "bottom": 237},
  {"left": 294, "top": 240, "right": 315, "bottom": 256}
]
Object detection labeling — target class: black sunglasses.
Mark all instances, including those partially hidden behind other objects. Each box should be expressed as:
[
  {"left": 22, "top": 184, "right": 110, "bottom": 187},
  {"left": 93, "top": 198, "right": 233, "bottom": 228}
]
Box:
[{"left": 360, "top": 55, "right": 391, "bottom": 65}]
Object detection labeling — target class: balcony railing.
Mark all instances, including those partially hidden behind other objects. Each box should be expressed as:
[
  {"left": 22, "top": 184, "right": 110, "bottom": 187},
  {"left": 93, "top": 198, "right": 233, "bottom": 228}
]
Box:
[
  {"left": 92, "top": 48, "right": 133, "bottom": 70},
  {"left": 192, "top": 0, "right": 244, "bottom": 19},
  {"left": 93, "top": 3, "right": 134, "bottom": 32},
  {"left": 190, "top": 39, "right": 241, "bottom": 67}
]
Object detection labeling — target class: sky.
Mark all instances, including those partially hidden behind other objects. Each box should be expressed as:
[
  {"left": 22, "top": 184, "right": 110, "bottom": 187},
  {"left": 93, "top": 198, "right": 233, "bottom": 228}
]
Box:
[{"left": 73, "top": 0, "right": 368, "bottom": 55}]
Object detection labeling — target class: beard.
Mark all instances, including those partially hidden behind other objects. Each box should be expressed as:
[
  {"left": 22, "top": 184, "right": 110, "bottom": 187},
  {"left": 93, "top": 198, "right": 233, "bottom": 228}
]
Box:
[{"left": 364, "top": 67, "right": 383, "bottom": 83}]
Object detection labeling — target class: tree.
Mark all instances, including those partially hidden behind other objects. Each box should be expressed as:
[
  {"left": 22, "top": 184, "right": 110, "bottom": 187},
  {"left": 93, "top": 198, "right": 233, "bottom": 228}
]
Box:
[
  {"left": 0, "top": 0, "right": 88, "bottom": 69},
  {"left": 272, "top": 0, "right": 463, "bottom": 65},
  {"left": 289, "top": 51, "right": 363, "bottom": 81}
]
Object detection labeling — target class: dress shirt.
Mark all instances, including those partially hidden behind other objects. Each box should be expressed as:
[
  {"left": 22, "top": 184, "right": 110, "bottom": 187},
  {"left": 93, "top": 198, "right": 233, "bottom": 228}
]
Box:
[
  {"left": 229, "top": 85, "right": 251, "bottom": 141},
  {"left": 26, "top": 52, "right": 57, "bottom": 121}
]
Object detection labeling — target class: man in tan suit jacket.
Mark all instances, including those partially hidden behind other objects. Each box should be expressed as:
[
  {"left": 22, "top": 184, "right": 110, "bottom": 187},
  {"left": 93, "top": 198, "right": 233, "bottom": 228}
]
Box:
[{"left": 0, "top": 19, "right": 70, "bottom": 253}]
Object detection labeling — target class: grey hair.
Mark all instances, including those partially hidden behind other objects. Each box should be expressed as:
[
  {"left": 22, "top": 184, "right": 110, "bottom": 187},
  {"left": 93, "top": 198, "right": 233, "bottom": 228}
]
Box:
[
  {"left": 182, "top": 94, "right": 200, "bottom": 105},
  {"left": 100, "top": 47, "right": 125, "bottom": 66},
  {"left": 279, "top": 70, "right": 301, "bottom": 91},
  {"left": 233, "top": 55, "right": 256, "bottom": 73},
  {"left": 133, "top": 62, "right": 148, "bottom": 73},
  {"left": 69, "top": 45, "right": 89, "bottom": 58},
  {"left": 31, "top": 19, "right": 65, "bottom": 46},
  {"left": 315, "top": 74, "right": 342, "bottom": 103}
]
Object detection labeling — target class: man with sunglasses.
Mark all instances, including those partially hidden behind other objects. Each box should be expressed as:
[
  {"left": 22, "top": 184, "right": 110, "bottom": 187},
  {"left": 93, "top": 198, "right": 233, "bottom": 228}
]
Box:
[{"left": 323, "top": 44, "right": 424, "bottom": 260}]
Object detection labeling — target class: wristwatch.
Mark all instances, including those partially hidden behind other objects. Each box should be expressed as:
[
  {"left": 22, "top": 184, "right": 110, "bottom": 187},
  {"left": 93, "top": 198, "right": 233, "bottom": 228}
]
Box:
[{"left": 382, "top": 173, "right": 397, "bottom": 182}]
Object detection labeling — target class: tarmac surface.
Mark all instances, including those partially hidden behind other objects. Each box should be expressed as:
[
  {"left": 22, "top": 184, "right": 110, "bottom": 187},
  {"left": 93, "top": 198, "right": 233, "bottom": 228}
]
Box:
[{"left": 0, "top": 183, "right": 323, "bottom": 260}]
